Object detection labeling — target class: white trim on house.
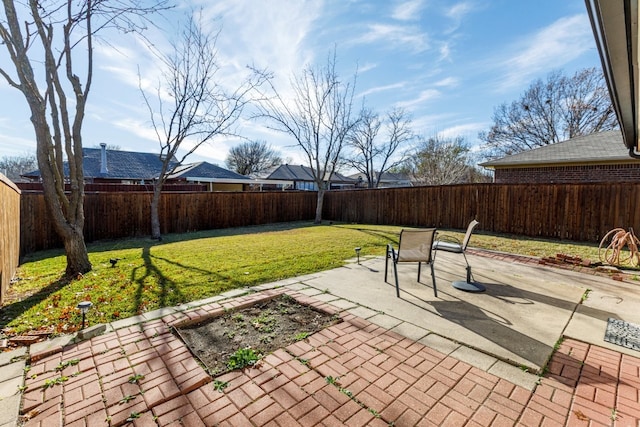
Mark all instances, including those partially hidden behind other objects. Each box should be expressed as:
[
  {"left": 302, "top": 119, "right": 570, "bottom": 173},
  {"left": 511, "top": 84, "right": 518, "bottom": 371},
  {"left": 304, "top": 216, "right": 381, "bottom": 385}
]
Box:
[{"left": 586, "top": 0, "right": 639, "bottom": 156}]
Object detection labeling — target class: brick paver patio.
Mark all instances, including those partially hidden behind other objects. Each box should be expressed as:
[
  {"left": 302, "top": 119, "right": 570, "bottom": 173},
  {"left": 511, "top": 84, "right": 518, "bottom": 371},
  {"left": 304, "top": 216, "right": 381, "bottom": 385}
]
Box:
[{"left": 18, "top": 287, "right": 640, "bottom": 426}]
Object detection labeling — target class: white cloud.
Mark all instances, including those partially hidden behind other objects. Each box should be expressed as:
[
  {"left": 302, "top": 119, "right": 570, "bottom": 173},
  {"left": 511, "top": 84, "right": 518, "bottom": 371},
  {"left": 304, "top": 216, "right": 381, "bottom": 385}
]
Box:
[
  {"left": 196, "top": 0, "right": 324, "bottom": 89},
  {"left": 434, "top": 77, "right": 458, "bottom": 87},
  {"left": 351, "top": 23, "right": 429, "bottom": 52},
  {"left": 496, "top": 14, "right": 593, "bottom": 91},
  {"left": 112, "top": 118, "right": 159, "bottom": 143},
  {"left": 357, "top": 62, "right": 378, "bottom": 73},
  {"left": 446, "top": 2, "right": 473, "bottom": 18},
  {"left": 0, "top": 132, "right": 36, "bottom": 157},
  {"left": 94, "top": 34, "right": 164, "bottom": 89},
  {"left": 438, "top": 41, "right": 452, "bottom": 61},
  {"left": 392, "top": 0, "right": 425, "bottom": 21},
  {"left": 437, "top": 122, "right": 486, "bottom": 140},
  {"left": 445, "top": 1, "right": 476, "bottom": 28},
  {"left": 395, "top": 89, "right": 441, "bottom": 109},
  {"left": 358, "top": 82, "right": 406, "bottom": 98}
]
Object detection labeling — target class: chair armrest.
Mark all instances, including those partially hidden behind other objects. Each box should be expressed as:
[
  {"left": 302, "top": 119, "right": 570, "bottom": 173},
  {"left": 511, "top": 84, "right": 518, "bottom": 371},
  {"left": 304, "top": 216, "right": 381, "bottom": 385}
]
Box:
[
  {"left": 432, "top": 234, "right": 463, "bottom": 253},
  {"left": 435, "top": 234, "right": 462, "bottom": 245}
]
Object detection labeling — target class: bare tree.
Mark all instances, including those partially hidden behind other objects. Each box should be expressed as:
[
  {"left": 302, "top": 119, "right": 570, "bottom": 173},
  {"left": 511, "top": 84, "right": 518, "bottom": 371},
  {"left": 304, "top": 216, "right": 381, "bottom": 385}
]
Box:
[
  {"left": 346, "top": 107, "right": 413, "bottom": 188},
  {"left": 225, "top": 140, "right": 282, "bottom": 176},
  {"left": 479, "top": 67, "right": 618, "bottom": 157},
  {"left": 0, "top": 153, "right": 37, "bottom": 181},
  {"left": 399, "top": 135, "right": 472, "bottom": 185},
  {"left": 255, "top": 50, "right": 359, "bottom": 223},
  {"left": 141, "top": 13, "right": 266, "bottom": 240},
  {"left": 0, "top": 0, "right": 167, "bottom": 275}
]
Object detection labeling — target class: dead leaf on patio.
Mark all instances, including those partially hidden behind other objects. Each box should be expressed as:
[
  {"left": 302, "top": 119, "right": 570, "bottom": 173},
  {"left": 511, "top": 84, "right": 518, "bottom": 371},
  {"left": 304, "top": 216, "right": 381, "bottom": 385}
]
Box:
[
  {"left": 573, "top": 410, "right": 589, "bottom": 421},
  {"left": 22, "top": 409, "right": 40, "bottom": 421}
]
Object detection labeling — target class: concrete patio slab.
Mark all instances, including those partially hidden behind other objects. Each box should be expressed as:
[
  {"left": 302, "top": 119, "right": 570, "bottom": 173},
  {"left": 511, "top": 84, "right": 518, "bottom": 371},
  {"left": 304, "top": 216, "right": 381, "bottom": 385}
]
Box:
[
  {"left": 0, "top": 394, "right": 21, "bottom": 427},
  {"left": 565, "top": 283, "right": 640, "bottom": 357},
  {"left": 301, "top": 251, "right": 619, "bottom": 373},
  {"left": 367, "top": 313, "right": 403, "bottom": 330},
  {"left": 418, "top": 333, "right": 461, "bottom": 356},
  {"left": 450, "top": 345, "right": 499, "bottom": 371},
  {"left": 0, "top": 359, "right": 24, "bottom": 396},
  {"left": 326, "top": 298, "right": 359, "bottom": 311},
  {"left": 0, "top": 347, "right": 25, "bottom": 367}
]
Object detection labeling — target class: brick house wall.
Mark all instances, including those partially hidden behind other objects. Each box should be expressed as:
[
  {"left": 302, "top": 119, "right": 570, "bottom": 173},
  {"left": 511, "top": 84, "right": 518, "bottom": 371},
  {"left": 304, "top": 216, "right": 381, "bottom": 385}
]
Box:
[{"left": 494, "top": 163, "right": 640, "bottom": 183}]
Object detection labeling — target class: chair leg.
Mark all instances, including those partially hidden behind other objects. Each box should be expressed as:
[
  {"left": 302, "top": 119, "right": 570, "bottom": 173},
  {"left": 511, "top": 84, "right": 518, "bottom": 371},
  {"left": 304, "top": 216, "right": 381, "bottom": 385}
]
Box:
[
  {"left": 384, "top": 245, "right": 390, "bottom": 283},
  {"left": 417, "top": 262, "right": 422, "bottom": 282},
  {"left": 393, "top": 260, "right": 400, "bottom": 298},
  {"left": 386, "top": 245, "right": 401, "bottom": 298},
  {"left": 430, "top": 262, "right": 437, "bottom": 298}
]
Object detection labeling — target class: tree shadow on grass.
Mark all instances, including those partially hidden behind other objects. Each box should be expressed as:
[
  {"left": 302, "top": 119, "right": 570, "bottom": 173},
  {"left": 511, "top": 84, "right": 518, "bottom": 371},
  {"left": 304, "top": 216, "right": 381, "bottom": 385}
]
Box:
[
  {"left": 130, "top": 244, "right": 250, "bottom": 315},
  {"left": 0, "top": 275, "right": 71, "bottom": 329}
]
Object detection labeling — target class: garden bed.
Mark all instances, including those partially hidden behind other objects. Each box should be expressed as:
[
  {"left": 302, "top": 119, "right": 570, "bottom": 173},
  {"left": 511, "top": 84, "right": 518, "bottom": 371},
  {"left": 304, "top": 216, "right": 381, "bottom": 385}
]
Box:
[{"left": 176, "top": 294, "right": 340, "bottom": 376}]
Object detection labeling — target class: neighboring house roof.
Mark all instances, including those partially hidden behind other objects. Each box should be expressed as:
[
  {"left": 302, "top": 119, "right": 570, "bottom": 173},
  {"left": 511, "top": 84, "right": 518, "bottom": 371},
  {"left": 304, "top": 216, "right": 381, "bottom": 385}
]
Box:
[
  {"left": 23, "top": 147, "right": 175, "bottom": 180},
  {"left": 22, "top": 146, "right": 244, "bottom": 182},
  {"left": 84, "top": 147, "right": 178, "bottom": 179},
  {"left": 479, "top": 131, "right": 635, "bottom": 168},
  {"left": 168, "top": 162, "right": 250, "bottom": 181},
  {"left": 250, "top": 165, "right": 280, "bottom": 179},
  {"left": 348, "top": 171, "right": 412, "bottom": 184},
  {"left": 266, "top": 164, "right": 355, "bottom": 183}
]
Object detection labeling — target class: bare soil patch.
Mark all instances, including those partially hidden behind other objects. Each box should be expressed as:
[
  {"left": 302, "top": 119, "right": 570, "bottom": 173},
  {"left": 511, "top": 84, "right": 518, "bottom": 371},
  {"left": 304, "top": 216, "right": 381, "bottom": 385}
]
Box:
[{"left": 176, "top": 294, "right": 340, "bottom": 376}]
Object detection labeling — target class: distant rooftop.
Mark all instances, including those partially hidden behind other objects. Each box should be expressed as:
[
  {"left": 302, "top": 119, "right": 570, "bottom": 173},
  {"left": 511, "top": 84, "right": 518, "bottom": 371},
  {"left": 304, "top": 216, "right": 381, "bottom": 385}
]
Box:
[
  {"left": 479, "top": 131, "right": 637, "bottom": 168},
  {"left": 23, "top": 146, "right": 244, "bottom": 181},
  {"left": 266, "top": 164, "right": 354, "bottom": 183}
]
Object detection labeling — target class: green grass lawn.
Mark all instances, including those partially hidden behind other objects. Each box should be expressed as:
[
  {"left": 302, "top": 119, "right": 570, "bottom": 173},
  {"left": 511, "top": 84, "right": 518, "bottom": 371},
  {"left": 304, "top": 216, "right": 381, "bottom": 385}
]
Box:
[{"left": 2, "top": 221, "right": 603, "bottom": 336}]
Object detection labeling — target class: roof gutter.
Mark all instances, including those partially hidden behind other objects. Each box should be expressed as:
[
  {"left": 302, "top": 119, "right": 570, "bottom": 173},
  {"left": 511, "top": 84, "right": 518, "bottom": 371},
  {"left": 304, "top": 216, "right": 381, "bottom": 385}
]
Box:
[
  {"left": 585, "top": 0, "right": 640, "bottom": 157},
  {"left": 185, "top": 177, "right": 293, "bottom": 185}
]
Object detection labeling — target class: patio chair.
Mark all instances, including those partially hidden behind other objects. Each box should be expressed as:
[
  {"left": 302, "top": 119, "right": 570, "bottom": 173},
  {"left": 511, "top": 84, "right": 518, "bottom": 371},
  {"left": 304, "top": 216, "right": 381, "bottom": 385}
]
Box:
[
  {"left": 432, "top": 219, "right": 485, "bottom": 292},
  {"left": 385, "top": 228, "right": 438, "bottom": 298}
]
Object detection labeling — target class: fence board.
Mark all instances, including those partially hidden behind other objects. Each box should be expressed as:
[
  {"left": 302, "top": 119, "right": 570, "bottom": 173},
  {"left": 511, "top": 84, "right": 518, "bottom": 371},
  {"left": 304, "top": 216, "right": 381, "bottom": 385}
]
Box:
[
  {"left": 19, "top": 182, "right": 640, "bottom": 257},
  {"left": 0, "top": 174, "right": 20, "bottom": 304},
  {"left": 323, "top": 182, "right": 640, "bottom": 242},
  {"left": 20, "top": 191, "right": 317, "bottom": 256}
]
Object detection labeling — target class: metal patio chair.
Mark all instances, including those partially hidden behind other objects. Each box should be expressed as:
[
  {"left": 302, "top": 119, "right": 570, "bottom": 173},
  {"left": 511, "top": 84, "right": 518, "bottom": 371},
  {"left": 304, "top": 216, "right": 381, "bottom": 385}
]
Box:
[
  {"left": 385, "top": 228, "right": 438, "bottom": 298},
  {"left": 432, "top": 219, "right": 485, "bottom": 292}
]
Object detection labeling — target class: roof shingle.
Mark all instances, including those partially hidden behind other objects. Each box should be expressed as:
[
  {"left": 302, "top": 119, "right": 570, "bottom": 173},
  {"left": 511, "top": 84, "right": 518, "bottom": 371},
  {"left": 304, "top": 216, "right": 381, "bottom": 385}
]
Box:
[{"left": 479, "top": 131, "right": 634, "bottom": 167}]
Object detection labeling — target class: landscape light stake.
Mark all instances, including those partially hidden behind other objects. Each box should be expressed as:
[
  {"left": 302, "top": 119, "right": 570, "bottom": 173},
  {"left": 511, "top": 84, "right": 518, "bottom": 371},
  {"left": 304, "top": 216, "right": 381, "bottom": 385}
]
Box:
[
  {"left": 355, "top": 247, "right": 361, "bottom": 264},
  {"left": 77, "top": 301, "right": 93, "bottom": 329}
]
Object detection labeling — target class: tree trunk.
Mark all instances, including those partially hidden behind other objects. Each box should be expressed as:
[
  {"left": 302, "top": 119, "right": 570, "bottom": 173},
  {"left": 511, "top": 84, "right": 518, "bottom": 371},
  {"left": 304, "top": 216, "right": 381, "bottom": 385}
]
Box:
[
  {"left": 31, "top": 105, "right": 92, "bottom": 277},
  {"left": 314, "top": 188, "right": 325, "bottom": 224},
  {"left": 151, "top": 182, "right": 162, "bottom": 239},
  {"left": 62, "top": 227, "right": 92, "bottom": 277},
  {"left": 38, "top": 165, "right": 93, "bottom": 276}
]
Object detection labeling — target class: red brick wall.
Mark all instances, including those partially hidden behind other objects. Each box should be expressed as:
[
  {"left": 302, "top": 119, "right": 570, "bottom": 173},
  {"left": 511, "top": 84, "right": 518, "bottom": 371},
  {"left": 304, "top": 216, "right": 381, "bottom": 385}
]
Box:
[{"left": 494, "top": 164, "right": 640, "bottom": 183}]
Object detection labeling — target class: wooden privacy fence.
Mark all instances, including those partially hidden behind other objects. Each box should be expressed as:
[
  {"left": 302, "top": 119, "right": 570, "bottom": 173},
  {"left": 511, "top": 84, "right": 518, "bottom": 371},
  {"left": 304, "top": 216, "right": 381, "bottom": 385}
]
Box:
[
  {"left": 323, "top": 182, "right": 640, "bottom": 242},
  {"left": 17, "top": 182, "right": 207, "bottom": 192},
  {"left": 0, "top": 174, "right": 20, "bottom": 304},
  {"left": 20, "top": 191, "right": 317, "bottom": 255},
  {"left": 19, "top": 182, "right": 640, "bottom": 257}
]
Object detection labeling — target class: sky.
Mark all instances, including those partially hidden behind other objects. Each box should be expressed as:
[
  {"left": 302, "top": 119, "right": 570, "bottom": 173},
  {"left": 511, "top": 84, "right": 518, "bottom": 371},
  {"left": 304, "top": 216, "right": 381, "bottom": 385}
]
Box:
[{"left": 0, "top": 0, "right": 602, "bottom": 170}]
